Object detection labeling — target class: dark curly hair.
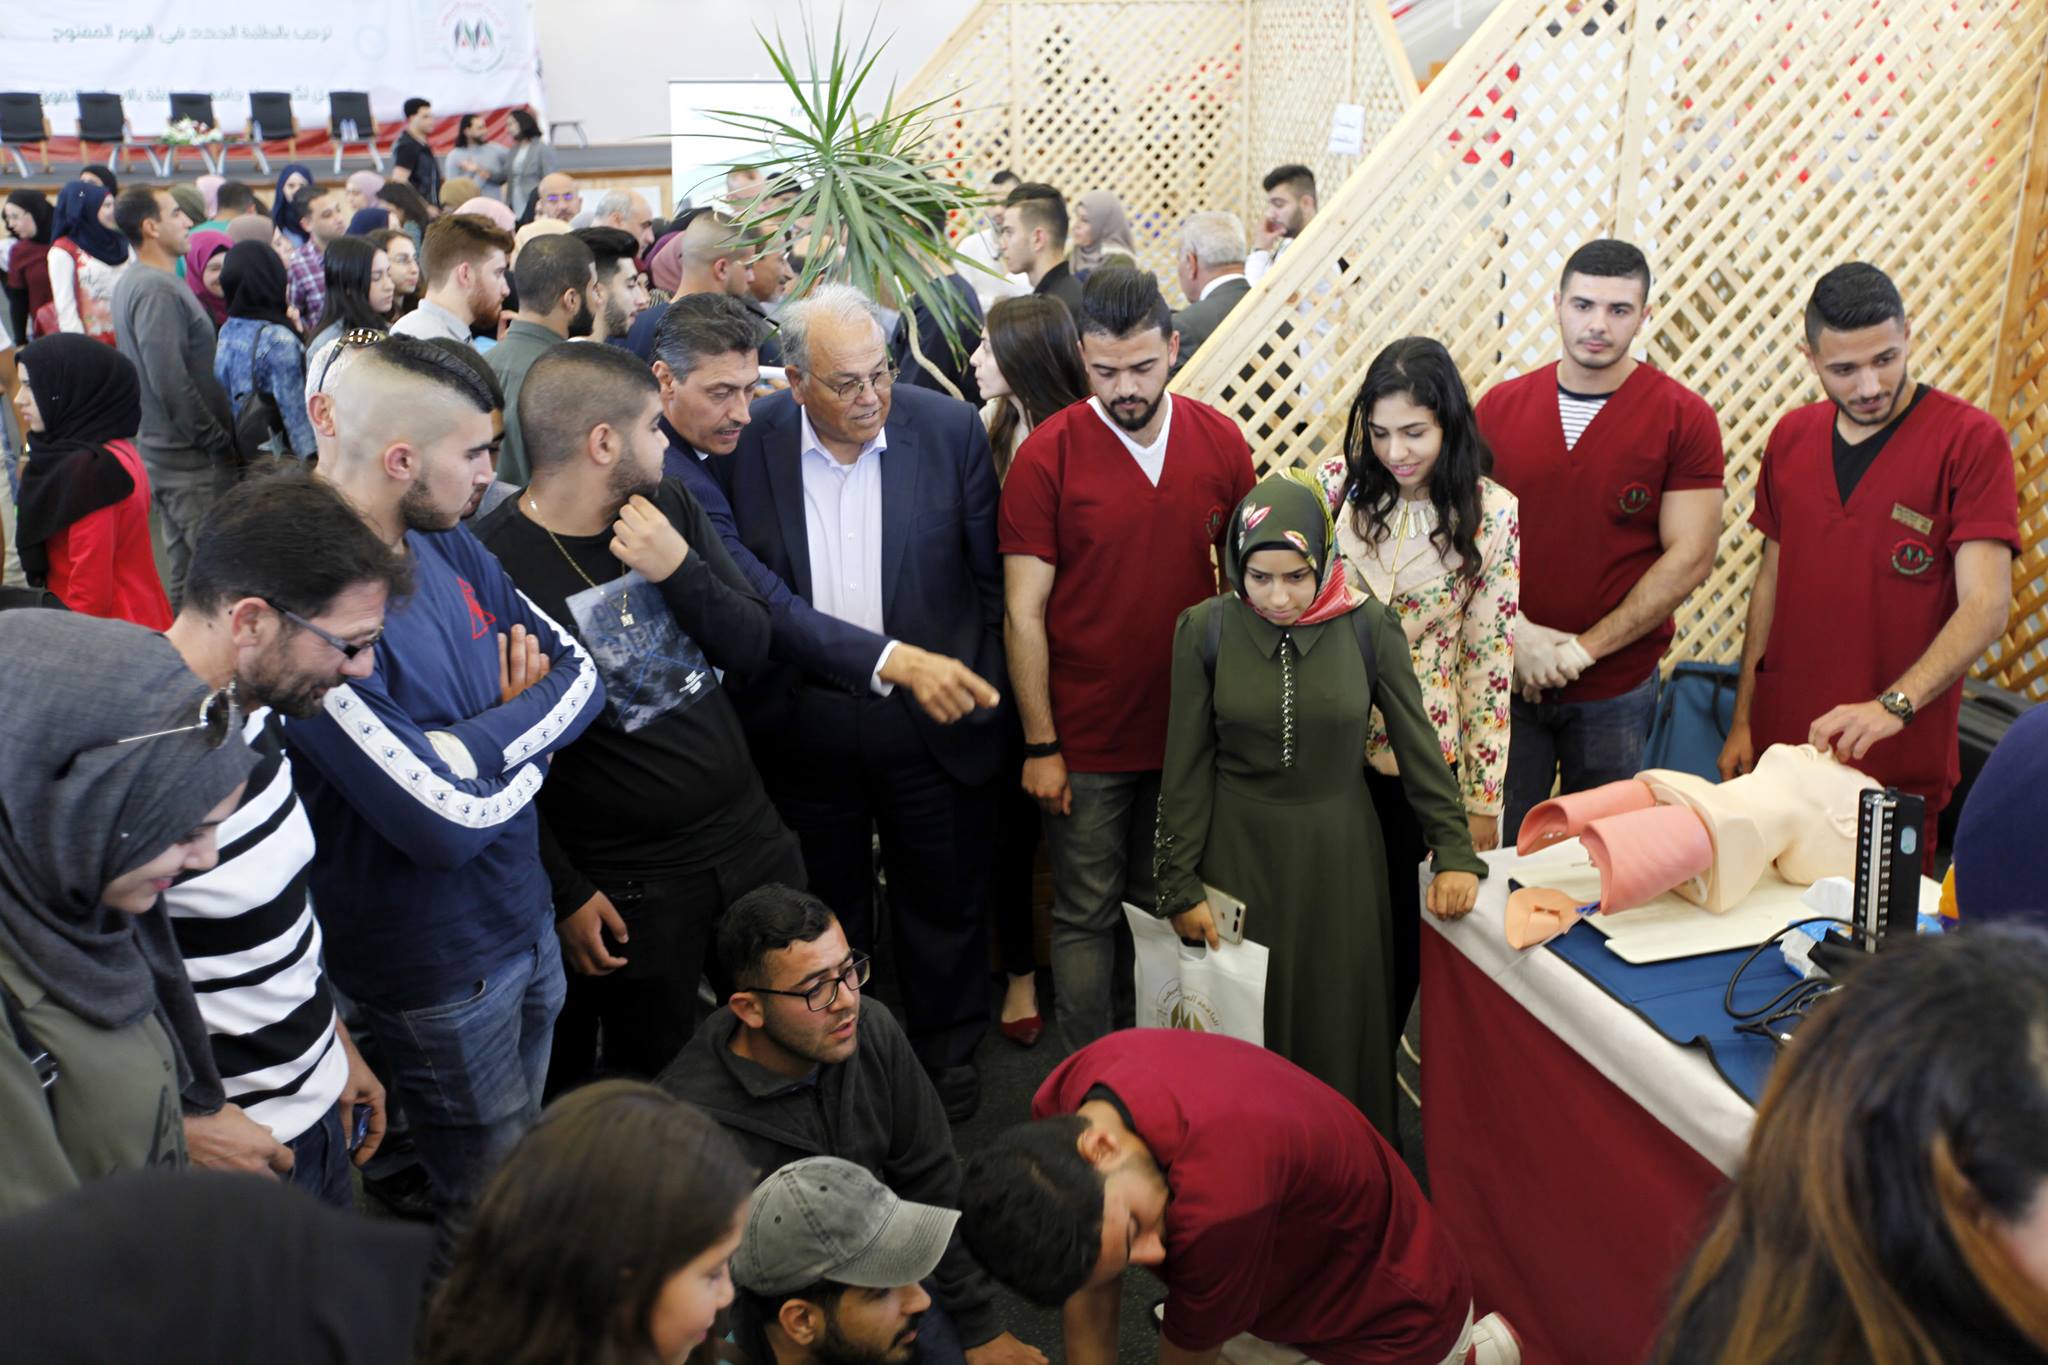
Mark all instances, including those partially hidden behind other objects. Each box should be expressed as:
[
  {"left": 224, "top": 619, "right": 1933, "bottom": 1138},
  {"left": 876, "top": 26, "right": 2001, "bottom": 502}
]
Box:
[{"left": 1337, "top": 336, "right": 1491, "bottom": 581}]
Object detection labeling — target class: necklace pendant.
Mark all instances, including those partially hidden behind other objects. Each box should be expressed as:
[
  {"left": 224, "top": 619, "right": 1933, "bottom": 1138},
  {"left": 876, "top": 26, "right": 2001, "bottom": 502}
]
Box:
[{"left": 618, "top": 607, "right": 635, "bottom": 627}]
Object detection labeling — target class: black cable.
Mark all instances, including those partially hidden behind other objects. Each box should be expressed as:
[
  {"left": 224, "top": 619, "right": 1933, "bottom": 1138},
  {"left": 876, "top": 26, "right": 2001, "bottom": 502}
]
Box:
[{"left": 1723, "top": 916, "right": 1861, "bottom": 1022}]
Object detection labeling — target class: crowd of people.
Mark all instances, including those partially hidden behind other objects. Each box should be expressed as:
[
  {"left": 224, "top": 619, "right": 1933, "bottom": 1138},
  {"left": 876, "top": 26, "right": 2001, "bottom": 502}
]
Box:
[{"left": 0, "top": 93, "right": 2041, "bottom": 1365}]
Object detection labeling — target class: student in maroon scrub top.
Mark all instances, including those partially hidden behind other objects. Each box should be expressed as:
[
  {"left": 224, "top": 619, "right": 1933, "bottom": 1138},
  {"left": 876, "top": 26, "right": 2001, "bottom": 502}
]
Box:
[
  {"left": 1475, "top": 240, "right": 1724, "bottom": 842},
  {"left": 959, "top": 1030, "right": 1521, "bottom": 1365},
  {"left": 1720, "top": 263, "right": 2017, "bottom": 861},
  {"left": 1000, "top": 268, "right": 1256, "bottom": 1056}
]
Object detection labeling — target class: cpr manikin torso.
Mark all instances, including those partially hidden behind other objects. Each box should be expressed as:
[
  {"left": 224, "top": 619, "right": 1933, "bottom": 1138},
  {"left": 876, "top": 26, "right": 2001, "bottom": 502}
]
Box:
[{"left": 1517, "top": 744, "right": 1877, "bottom": 915}]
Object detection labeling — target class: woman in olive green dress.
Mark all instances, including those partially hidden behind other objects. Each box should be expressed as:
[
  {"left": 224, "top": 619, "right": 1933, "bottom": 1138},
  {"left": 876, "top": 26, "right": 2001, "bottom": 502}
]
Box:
[{"left": 1155, "top": 469, "right": 1484, "bottom": 1134}]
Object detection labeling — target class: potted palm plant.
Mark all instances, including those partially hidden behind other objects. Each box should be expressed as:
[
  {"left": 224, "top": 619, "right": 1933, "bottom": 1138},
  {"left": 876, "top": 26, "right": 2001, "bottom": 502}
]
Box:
[{"left": 698, "top": 12, "right": 988, "bottom": 396}]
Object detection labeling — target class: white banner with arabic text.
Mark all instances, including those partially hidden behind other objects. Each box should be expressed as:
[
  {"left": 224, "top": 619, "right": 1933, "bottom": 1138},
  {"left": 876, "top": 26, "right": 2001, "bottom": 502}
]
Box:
[{"left": 2, "top": 1, "right": 541, "bottom": 138}]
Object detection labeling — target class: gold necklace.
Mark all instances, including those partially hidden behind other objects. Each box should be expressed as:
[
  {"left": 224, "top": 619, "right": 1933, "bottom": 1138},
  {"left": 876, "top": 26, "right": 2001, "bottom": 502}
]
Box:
[
  {"left": 1361, "top": 497, "right": 1436, "bottom": 599},
  {"left": 526, "top": 492, "right": 633, "bottom": 627}
]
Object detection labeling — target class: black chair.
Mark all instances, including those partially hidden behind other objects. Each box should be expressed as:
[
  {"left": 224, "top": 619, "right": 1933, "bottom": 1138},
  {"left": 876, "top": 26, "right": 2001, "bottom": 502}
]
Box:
[
  {"left": 75, "top": 92, "right": 160, "bottom": 176},
  {"left": 159, "top": 92, "right": 222, "bottom": 174},
  {"left": 327, "top": 91, "right": 382, "bottom": 172},
  {"left": 230, "top": 91, "right": 299, "bottom": 174},
  {"left": 0, "top": 92, "right": 50, "bottom": 179}
]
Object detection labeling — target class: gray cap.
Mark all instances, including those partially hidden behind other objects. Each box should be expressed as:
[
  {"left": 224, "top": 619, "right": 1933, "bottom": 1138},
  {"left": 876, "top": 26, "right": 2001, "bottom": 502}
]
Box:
[{"left": 732, "top": 1157, "right": 960, "bottom": 1296}]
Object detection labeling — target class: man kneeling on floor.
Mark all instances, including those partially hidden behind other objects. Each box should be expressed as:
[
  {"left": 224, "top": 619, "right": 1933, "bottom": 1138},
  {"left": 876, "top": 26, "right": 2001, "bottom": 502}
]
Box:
[
  {"left": 958, "top": 1030, "right": 1519, "bottom": 1365},
  {"left": 658, "top": 884, "right": 1044, "bottom": 1365},
  {"left": 732, "top": 1157, "right": 961, "bottom": 1365}
]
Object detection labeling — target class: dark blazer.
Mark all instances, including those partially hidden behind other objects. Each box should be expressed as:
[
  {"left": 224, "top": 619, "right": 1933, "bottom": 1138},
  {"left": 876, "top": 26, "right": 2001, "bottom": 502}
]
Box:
[
  {"left": 1171, "top": 275, "right": 1251, "bottom": 375},
  {"left": 712, "top": 385, "right": 1006, "bottom": 786}
]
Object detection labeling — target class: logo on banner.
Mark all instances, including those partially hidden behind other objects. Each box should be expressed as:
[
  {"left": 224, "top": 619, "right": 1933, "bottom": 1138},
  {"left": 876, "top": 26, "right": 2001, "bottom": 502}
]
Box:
[{"left": 441, "top": 1, "right": 507, "bottom": 73}]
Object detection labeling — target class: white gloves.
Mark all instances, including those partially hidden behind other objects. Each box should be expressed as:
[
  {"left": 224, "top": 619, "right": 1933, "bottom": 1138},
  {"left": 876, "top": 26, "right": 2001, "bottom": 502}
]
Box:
[{"left": 1514, "top": 617, "right": 1595, "bottom": 698}]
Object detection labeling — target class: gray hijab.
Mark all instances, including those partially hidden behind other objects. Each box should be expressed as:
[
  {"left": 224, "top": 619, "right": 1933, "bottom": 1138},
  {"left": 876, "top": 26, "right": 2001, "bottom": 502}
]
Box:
[
  {"left": 0, "top": 611, "right": 256, "bottom": 1102},
  {"left": 1070, "top": 189, "right": 1138, "bottom": 274}
]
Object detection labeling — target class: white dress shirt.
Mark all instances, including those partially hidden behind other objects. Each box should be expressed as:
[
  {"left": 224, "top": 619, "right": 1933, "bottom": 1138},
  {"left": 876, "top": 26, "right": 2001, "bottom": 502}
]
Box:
[{"left": 797, "top": 408, "right": 898, "bottom": 693}]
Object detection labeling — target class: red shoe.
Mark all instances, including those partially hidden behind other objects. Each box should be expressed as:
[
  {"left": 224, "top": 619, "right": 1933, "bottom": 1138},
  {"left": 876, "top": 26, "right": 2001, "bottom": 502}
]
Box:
[{"left": 999, "top": 1014, "right": 1044, "bottom": 1047}]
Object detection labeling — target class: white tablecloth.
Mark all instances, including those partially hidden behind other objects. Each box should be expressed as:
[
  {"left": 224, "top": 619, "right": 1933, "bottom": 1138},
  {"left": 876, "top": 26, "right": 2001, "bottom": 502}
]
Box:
[{"left": 1422, "top": 847, "right": 1757, "bottom": 1175}]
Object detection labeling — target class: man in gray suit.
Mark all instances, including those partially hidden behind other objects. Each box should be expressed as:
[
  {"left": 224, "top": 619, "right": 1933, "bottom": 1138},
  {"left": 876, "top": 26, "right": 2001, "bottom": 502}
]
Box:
[{"left": 1169, "top": 211, "right": 1251, "bottom": 377}]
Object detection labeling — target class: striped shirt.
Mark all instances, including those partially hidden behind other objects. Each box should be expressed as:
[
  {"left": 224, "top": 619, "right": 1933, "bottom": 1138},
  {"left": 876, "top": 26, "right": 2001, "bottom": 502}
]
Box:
[
  {"left": 165, "top": 708, "right": 346, "bottom": 1143},
  {"left": 1558, "top": 384, "right": 1610, "bottom": 451}
]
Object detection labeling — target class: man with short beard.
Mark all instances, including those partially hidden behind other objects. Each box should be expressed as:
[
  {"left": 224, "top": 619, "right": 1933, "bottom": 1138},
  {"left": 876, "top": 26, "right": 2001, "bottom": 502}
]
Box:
[
  {"left": 475, "top": 343, "right": 802, "bottom": 1092},
  {"left": 390, "top": 214, "right": 514, "bottom": 347},
  {"left": 999, "top": 266, "right": 1254, "bottom": 1054},
  {"left": 732, "top": 1157, "right": 962, "bottom": 1365},
  {"left": 660, "top": 886, "right": 1047, "bottom": 1365},
  {"left": 573, "top": 225, "right": 648, "bottom": 345},
  {"left": 485, "top": 232, "right": 595, "bottom": 485},
  {"left": 285, "top": 334, "right": 603, "bottom": 1216},
  {"left": 163, "top": 473, "right": 411, "bottom": 1207},
  {"left": 1720, "top": 263, "right": 2018, "bottom": 856}
]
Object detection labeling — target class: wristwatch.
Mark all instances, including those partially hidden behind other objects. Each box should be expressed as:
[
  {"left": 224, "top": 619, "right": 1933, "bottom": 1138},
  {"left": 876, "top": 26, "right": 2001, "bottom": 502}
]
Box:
[{"left": 1877, "top": 690, "right": 1915, "bottom": 725}]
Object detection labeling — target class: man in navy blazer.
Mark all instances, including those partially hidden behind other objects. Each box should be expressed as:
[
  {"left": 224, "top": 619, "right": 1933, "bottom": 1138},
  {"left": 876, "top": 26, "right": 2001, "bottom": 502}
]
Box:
[{"left": 712, "top": 283, "right": 1005, "bottom": 1118}]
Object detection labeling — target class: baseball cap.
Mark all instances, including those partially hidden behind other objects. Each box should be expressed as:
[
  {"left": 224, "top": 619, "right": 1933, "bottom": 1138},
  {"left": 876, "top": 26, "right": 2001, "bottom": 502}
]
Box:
[{"left": 732, "top": 1157, "right": 960, "bottom": 1296}]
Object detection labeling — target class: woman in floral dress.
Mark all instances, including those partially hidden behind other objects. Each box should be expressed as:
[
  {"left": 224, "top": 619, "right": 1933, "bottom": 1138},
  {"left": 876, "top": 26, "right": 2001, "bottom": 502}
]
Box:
[{"left": 1318, "top": 336, "right": 1519, "bottom": 1043}]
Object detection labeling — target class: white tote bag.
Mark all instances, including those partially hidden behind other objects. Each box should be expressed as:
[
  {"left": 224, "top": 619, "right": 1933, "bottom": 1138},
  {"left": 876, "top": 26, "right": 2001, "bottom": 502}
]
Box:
[{"left": 1124, "top": 903, "right": 1270, "bottom": 1045}]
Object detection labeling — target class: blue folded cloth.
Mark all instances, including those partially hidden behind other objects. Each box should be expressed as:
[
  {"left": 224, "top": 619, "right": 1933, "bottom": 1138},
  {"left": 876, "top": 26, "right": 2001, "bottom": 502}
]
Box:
[{"left": 1546, "top": 927, "right": 1800, "bottom": 1105}]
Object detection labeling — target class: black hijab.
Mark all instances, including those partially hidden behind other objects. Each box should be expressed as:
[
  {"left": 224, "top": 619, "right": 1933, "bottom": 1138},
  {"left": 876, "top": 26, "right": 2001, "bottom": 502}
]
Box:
[
  {"left": 6, "top": 188, "right": 53, "bottom": 244},
  {"left": 219, "top": 239, "right": 297, "bottom": 331},
  {"left": 78, "top": 162, "right": 119, "bottom": 196},
  {"left": 14, "top": 334, "right": 141, "bottom": 585},
  {"left": 0, "top": 610, "right": 257, "bottom": 1106}
]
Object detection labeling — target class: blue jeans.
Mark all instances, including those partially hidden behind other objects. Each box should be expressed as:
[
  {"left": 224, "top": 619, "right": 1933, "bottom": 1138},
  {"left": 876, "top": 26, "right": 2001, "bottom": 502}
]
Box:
[
  {"left": 1503, "top": 670, "right": 1660, "bottom": 843},
  {"left": 286, "top": 1105, "right": 355, "bottom": 1209},
  {"left": 353, "top": 929, "right": 566, "bottom": 1211}
]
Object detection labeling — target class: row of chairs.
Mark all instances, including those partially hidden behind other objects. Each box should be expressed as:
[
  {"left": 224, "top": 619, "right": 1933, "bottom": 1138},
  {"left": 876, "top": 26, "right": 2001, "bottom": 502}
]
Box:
[{"left": 0, "top": 91, "right": 386, "bottom": 180}]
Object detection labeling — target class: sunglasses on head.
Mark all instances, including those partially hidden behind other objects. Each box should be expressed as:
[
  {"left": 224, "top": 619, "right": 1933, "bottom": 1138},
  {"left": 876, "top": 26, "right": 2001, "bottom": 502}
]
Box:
[{"left": 312, "top": 327, "right": 387, "bottom": 395}]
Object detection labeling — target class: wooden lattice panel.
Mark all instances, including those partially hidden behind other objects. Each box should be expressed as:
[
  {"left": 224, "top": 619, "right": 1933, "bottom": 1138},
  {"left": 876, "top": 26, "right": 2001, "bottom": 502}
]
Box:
[
  {"left": 1173, "top": 0, "right": 2048, "bottom": 675},
  {"left": 1988, "top": 69, "right": 2048, "bottom": 700},
  {"left": 899, "top": 0, "right": 1416, "bottom": 303}
]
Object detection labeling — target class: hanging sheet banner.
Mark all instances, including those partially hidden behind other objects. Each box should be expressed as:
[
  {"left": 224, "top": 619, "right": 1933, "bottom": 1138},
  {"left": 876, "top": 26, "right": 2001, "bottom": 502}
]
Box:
[{"left": 4, "top": 1, "right": 542, "bottom": 137}]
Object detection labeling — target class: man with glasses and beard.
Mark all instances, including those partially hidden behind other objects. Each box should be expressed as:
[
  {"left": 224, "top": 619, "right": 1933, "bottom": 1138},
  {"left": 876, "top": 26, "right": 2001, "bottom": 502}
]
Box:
[
  {"left": 661, "top": 885, "right": 1046, "bottom": 1365},
  {"left": 715, "top": 282, "right": 1005, "bottom": 1124},
  {"left": 1719, "top": 263, "right": 2018, "bottom": 864},
  {"left": 486, "top": 232, "right": 596, "bottom": 486},
  {"left": 162, "top": 473, "right": 411, "bottom": 1206},
  {"left": 390, "top": 214, "right": 514, "bottom": 348},
  {"left": 999, "top": 266, "right": 1254, "bottom": 1055},
  {"left": 732, "top": 1157, "right": 963, "bottom": 1365},
  {"left": 285, "top": 334, "right": 602, "bottom": 1217},
  {"left": 475, "top": 344, "right": 803, "bottom": 1092}
]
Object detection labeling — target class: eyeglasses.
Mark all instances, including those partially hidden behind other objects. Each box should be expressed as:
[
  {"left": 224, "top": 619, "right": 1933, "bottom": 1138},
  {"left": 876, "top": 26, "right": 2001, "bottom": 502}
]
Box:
[
  {"left": 815, "top": 365, "right": 897, "bottom": 402},
  {"left": 748, "top": 953, "right": 871, "bottom": 1011},
  {"left": 268, "top": 600, "right": 381, "bottom": 661},
  {"left": 110, "top": 684, "right": 240, "bottom": 751},
  {"left": 542, "top": 193, "right": 580, "bottom": 205}
]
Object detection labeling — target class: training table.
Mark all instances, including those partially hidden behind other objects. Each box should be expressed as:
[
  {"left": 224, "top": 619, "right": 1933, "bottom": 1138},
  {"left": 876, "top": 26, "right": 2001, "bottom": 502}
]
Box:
[{"left": 1419, "top": 847, "right": 1754, "bottom": 1365}]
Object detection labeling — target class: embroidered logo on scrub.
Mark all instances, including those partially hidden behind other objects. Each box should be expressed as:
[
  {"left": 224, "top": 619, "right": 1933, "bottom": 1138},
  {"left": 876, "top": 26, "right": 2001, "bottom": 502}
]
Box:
[
  {"left": 1891, "top": 538, "right": 1935, "bottom": 576},
  {"left": 1617, "top": 482, "right": 1653, "bottom": 517},
  {"left": 1206, "top": 504, "right": 1225, "bottom": 540}
]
